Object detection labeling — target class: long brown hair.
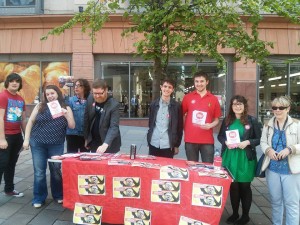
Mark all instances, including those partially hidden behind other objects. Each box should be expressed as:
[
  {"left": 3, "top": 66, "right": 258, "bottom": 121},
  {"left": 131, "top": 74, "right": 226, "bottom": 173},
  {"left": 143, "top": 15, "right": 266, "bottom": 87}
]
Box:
[
  {"left": 225, "top": 95, "right": 248, "bottom": 126},
  {"left": 39, "top": 85, "right": 67, "bottom": 113}
]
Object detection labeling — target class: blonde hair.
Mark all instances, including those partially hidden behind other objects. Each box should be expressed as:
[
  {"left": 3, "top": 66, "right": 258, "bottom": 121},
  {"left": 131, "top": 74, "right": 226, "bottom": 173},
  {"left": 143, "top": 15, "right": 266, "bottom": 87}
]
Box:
[{"left": 272, "top": 95, "right": 291, "bottom": 107}]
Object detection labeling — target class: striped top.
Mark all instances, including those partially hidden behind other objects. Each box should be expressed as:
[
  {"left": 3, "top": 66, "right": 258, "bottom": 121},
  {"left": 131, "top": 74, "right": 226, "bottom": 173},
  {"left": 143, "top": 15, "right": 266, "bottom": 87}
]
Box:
[{"left": 31, "top": 107, "right": 68, "bottom": 144}]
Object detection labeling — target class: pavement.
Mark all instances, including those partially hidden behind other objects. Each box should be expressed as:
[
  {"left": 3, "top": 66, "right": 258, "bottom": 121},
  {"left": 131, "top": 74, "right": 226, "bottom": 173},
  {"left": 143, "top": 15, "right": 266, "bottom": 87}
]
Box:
[{"left": 0, "top": 126, "right": 273, "bottom": 225}]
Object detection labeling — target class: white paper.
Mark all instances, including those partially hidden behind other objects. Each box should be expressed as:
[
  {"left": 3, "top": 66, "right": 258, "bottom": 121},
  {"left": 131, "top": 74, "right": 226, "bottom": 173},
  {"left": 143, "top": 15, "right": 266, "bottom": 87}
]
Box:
[
  {"left": 47, "top": 100, "right": 63, "bottom": 118},
  {"left": 192, "top": 110, "right": 207, "bottom": 125},
  {"left": 226, "top": 129, "right": 241, "bottom": 144}
]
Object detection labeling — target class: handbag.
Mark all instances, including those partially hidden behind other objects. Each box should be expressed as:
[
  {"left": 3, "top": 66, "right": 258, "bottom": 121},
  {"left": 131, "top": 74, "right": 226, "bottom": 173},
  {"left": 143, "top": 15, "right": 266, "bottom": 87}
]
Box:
[{"left": 255, "top": 154, "right": 265, "bottom": 178}]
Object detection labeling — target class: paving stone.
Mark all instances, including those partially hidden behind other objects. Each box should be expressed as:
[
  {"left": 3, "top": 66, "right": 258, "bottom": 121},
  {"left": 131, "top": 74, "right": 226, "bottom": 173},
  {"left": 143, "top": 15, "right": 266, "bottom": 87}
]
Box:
[
  {"left": 0, "top": 213, "right": 35, "bottom": 225},
  {"left": 27, "top": 209, "right": 64, "bottom": 225},
  {"left": 0, "top": 202, "right": 24, "bottom": 219}
]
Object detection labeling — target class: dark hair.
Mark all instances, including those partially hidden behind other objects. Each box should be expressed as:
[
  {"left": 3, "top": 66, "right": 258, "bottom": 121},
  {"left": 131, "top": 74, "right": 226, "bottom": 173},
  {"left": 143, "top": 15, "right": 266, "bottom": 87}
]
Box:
[
  {"left": 92, "top": 79, "right": 108, "bottom": 89},
  {"left": 161, "top": 78, "right": 175, "bottom": 88},
  {"left": 39, "top": 85, "right": 67, "bottom": 113},
  {"left": 75, "top": 78, "right": 91, "bottom": 98},
  {"left": 4, "top": 73, "right": 22, "bottom": 91},
  {"left": 225, "top": 95, "right": 248, "bottom": 126},
  {"left": 193, "top": 71, "right": 209, "bottom": 81}
]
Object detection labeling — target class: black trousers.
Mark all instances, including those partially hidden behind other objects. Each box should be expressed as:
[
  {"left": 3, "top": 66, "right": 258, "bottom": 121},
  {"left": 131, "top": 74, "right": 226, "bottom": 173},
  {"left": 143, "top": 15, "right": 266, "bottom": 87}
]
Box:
[
  {"left": 0, "top": 133, "right": 23, "bottom": 192},
  {"left": 148, "top": 144, "right": 174, "bottom": 158},
  {"left": 66, "top": 135, "right": 88, "bottom": 153}
]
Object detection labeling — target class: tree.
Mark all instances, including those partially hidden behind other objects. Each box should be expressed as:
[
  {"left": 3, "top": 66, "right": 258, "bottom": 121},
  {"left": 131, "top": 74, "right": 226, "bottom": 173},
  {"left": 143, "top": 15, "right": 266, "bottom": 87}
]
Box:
[{"left": 42, "top": 0, "right": 300, "bottom": 100}]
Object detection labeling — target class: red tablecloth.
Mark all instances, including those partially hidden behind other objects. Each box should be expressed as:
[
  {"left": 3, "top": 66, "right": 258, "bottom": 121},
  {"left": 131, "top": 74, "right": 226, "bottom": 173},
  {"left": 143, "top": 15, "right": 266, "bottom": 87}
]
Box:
[{"left": 62, "top": 156, "right": 231, "bottom": 225}]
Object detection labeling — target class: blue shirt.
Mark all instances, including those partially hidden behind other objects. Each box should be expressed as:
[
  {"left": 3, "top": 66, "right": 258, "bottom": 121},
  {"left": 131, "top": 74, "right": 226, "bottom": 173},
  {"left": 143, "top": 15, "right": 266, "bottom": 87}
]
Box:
[
  {"left": 150, "top": 98, "right": 170, "bottom": 149},
  {"left": 269, "top": 128, "right": 290, "bottom": 174}
]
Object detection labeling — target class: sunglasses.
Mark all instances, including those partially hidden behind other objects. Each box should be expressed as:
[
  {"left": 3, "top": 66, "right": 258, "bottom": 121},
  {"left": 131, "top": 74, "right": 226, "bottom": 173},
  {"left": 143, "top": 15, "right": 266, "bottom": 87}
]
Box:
[{"left": 272, "top": 106, "right": 288, "bottom": 110}]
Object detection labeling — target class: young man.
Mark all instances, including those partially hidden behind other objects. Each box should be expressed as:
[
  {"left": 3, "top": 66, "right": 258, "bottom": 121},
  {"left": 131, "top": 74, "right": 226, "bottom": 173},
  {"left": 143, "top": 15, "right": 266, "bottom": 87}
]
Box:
[
  {"left": 147, "top": 78, "right": 183, "bottom": 158},
  {"left": 84, "top": 79, "right": 121, "bottom": 154},
  {"left": 0, "top": 73, "right": 26, "bottom": 197},
  {"left": 182, "top": 72, "right": 221, "bottom": 163}
]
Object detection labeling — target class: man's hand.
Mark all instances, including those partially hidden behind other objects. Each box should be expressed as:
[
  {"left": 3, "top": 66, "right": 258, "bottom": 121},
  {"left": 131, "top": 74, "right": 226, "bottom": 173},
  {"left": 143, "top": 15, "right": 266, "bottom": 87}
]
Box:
[
  {"left": 96, "top": 143, "right": 109, "bottom": 154},
  {"left": 173, "top": 147, "right": 179, "bottom": 155},
  {"left": 0, "top": 139, "right": 8, "bottom": 149}
]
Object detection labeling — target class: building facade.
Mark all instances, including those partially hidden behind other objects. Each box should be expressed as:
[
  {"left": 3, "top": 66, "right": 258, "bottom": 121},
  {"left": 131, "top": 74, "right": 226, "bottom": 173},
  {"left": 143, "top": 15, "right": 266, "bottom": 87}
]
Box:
[{"left": 1, "top": 0, "right": 300, "bottom": 124}]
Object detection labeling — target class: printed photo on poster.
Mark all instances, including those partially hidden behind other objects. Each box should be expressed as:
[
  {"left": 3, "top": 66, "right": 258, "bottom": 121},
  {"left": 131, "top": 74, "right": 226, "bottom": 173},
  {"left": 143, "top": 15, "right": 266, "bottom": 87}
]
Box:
[
  {"left": 160, "top": 165, "right": 189, "bottom": 181},
  {"left": 151, "top": 180, "right": 180, "bottom": 204},
  {"left": 192, "top": 183, "right": 223, "bottom": 208},
  {"left": 73, "top": 202, "right": 102, "bottom": 225},
  {"left": 179, "top": 216, "right": 210, "bottom": 225},
  {"left": 78, "top": 175, "right": 105, "bottom": 195},
  {"left": 124, "top": 207, "right": 151, "bottom": 225}
]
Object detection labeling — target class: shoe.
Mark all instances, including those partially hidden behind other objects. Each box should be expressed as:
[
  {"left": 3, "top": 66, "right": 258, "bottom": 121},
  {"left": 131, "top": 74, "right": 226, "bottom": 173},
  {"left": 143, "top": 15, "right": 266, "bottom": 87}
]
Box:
[
  {"left": 226, "top": 214, "right": 239, "bottom": 224},
  {"left": 5, "top": 190, "right": 24, "bottom": 197},
  {"left": 33, "top": 203, "right": 42, "bottom": 208},
  {"left": 57, "top": 199, "right": 63, "bottom": 204},
  {"left": 234, "top": 215, "right": 250, "bottom": 225}
]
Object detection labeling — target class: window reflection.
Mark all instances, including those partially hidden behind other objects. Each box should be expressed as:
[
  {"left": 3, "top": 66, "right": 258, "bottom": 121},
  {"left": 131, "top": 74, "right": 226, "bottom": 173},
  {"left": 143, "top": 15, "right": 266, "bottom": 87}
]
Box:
[
  {"left": 6, "top": 0, "right": 35, "bottom": 6},
  {"left": 259, "top": 60, "right": 300, "bottom": 123},
  {"left": 100, "top": 61, "right": 226, "bottom": 118}
]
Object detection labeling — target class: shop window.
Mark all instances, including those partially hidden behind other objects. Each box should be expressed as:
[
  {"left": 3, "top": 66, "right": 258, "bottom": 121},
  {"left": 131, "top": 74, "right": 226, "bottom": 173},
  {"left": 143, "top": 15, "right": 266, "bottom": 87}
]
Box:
[
  {"left": 99, "top": 61, "right": 226, "bottom": 118},
  {"left": 0, "top": 61, "right": 70, "bottom": 105},
  {"left": 258, "top": 60, "right": 300, "bottom": 123}
]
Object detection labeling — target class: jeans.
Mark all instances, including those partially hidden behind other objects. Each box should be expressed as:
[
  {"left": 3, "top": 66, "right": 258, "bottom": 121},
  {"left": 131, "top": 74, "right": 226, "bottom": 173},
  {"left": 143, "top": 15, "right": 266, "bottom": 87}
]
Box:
[
  {"left": 266, "top": 169, "right": 300, "bottom": 225},
  {"left": 30, "top": 139, "right": 64, "bottom": 204},
  {"left": 185, "top": 143, "right": 214, "bottom": 163},
  {"left": 0, "top": 133, "right": 23, "bottom": 192}
]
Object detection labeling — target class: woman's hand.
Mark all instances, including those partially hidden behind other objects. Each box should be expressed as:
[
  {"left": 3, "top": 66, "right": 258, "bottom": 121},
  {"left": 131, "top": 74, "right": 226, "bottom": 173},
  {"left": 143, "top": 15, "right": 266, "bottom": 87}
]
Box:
[
  {"left": 238, "top": 140, "right": 250, "bottom": 149},
  {"left": 23, "top": 139, "right": 30, "bottom": 150},
  {"left": 276, "top": 148, "right": 290, "bottom": 160},
  {"left": 267, "top": 149, "right": 279, "bottom": 160}
]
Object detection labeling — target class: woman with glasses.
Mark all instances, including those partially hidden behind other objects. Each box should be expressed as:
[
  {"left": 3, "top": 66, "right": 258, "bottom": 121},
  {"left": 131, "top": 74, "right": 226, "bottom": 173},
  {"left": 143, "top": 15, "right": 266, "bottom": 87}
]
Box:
[
  {"left": 66, "top": 79, "right": 91, "bottom": 153},
  {"left": 218, "top": 95, "right": 261, "bottom": 225},
  {"left": 260, "top": 96, "right": 300, "bottom": 225}
]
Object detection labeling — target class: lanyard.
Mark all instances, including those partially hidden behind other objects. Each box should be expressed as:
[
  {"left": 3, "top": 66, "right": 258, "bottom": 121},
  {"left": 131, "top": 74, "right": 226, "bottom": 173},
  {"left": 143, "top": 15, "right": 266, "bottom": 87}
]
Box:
[{"left": 274, "top": 117, "right": 288, "bottom": 150}]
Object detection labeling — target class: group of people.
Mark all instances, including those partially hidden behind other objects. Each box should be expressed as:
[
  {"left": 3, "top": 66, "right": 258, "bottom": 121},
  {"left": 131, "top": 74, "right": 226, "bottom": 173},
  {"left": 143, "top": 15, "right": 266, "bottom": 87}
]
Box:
[{"left": 0, "top": 71, "right": 299, "bottom": 225}]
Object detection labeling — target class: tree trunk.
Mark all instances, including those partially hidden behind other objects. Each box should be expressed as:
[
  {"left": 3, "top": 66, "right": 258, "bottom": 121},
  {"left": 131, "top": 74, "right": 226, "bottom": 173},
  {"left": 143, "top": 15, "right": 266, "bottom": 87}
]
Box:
[{"left": 152, "top": 57, "right": 163, "bottom": 100}]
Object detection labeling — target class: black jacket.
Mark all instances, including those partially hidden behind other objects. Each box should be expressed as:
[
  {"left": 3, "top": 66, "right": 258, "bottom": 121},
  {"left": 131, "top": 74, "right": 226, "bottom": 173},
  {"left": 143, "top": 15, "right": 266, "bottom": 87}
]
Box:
[
  {"left": 217, "top": 115, "right": 261, "bottom": 160},
  {"left": 147, "top": 98, "right": 183, "bottom": 148},
  {"left": 84, "top": 95, "right": 121, "bottom": 153}
]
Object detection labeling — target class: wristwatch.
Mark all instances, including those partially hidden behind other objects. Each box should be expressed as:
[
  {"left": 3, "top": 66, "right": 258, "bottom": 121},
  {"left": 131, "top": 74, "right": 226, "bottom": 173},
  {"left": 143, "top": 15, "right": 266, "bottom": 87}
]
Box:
[{"left": 287, "top": 146, "right": 292, "bottom": 154}]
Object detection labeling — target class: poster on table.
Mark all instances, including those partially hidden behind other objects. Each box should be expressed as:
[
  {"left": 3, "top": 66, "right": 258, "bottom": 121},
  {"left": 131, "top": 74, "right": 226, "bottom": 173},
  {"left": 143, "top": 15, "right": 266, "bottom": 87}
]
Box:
[
  {"left": 113, "top": 177, "right": 141, "bottom": 198},
  {"left": 192, "top": 183, "right": 223, "bottom": 208},
  {"left": 124, "top": 207, "right": 151, "bottom": 225},
  {"left": 73, "top": 202, "right": 102, "bottom": 225},
  {"left": 151, "top": 180, "right": 180, "bottom": 204},
  {"left": 160, "top": 165, "right": 189, "bottom": 181},
  {"left": 78, "top": 175, "right": 106, "bottom": 195},
  {"left": 131, "top": 161, "right": 161, "bottom": 169},
  {"left": 179, "top": 216, "right": 210, "bottom": 225}
]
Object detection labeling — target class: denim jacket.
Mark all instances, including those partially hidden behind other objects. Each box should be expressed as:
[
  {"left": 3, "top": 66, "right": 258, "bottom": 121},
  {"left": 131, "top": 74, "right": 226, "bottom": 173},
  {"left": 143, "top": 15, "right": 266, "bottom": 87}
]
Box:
[{"left": 66, "top": 95, "right": 87, "bottom": 136}]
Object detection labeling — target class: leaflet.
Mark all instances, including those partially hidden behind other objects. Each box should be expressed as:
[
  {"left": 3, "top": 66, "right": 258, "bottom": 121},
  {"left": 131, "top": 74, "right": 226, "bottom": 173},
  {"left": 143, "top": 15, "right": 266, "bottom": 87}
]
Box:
[{"left": 47, "top": 100, "right": 63, "bottom": 119}]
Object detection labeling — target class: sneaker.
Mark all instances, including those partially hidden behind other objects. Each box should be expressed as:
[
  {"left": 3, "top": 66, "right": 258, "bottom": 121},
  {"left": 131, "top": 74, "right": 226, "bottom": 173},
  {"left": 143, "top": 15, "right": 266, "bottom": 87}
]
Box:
[
  {"left": 33, "top": 203, "right": 42, "bottom": 208},
  {"left": 5, "top": 190, "right": 24, "bottom": 197},
  {"left": 57, "top": 199, "right": 63, "bottom": 204}
]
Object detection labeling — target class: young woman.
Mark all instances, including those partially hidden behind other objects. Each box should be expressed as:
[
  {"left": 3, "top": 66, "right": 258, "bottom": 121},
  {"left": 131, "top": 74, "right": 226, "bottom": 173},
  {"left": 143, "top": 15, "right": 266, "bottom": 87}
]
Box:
[
  {"left": 260, "top": 96, "right": 300, "bottom": 225},
  {"left": 66, "top": 78, "right": 90, "bottom": 153},
  {"left": 218, "top": 95, "right": 261, "bottom": 225},
  {"left": 23, "top": 85, "right": 75, "bottom": 208}
]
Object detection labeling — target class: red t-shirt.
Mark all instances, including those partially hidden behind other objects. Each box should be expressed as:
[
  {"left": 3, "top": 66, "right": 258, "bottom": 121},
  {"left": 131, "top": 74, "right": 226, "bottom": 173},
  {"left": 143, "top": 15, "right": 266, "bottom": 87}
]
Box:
[
  {"left": 182, "top": 90, "right": 221, "bottom": 144},
  {"left": 0, "top": 90, "right": 26, "bottom": 134}
]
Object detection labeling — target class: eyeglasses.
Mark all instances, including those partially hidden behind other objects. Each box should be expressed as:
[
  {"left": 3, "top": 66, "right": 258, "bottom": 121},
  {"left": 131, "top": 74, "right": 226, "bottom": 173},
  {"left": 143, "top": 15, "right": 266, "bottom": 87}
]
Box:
[
  {"left": 232, "top": 103, "right": 244, "bottom": 107},
  {"left": 92, "top": 91, "right": 105, "bottom": 96},
  {"left": 272, "top": 106, "right": 288, "bottom": 110},
  {"left": 74, "top": 84, "right": 83, "bottom": 88}
]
